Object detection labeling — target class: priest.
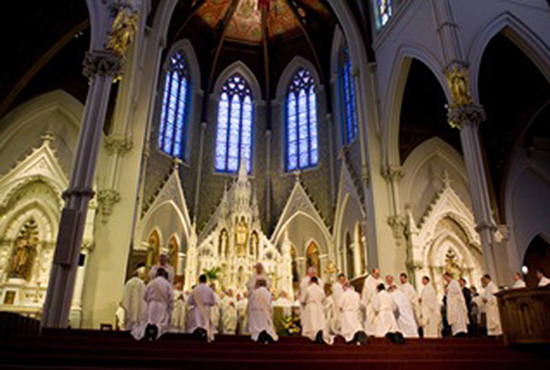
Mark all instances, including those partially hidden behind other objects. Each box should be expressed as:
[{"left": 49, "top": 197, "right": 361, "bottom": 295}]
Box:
[
  {"left": 300, "top": 276, "right": 333, "bottom": 344},
  {"left": 388, "top": 285, "right": 419, "bottom": 338},
  {"left": 361, "top": 268, "right": 383, "bottom": 336},
  {"left": 443, "top": 272, "right": 468, "bottom": 337},
  {"left": 372, "top": 283, "right": 399, "bottom": 337},
  {"left": 221, "top": 289, "right": 238, "bottom": 335},
  {"left": 419, "top": 276, "right": 440, "bottom": 338},
  {"left": 131, "top": 268, "right": 174, "bottom": 341},
  {"left": 339, "top": 282, "right": 368, "bottom": 344},
  {"left": 512, "top": 272, "right": 526, "bottom": 288},
  {"left": 188, "top": 274, "right": 218, "bottom": 342},
  {"left": 248, "top": 279, "right": 279, "bottom": 344},
  {"left": 149, "top": 253, "right": 175, "bottom": 284},
  {"left": 171, "top": 282, "right": 186, "bottom": 333},
  {"left": 399, "top": 273, "right": 420, "bottom": 320},
  {"left": 481, "top": 275, "right": 502, "bottom": 336},
  {"left": 247, "top": 263, "right": 271, "bottom": 293},
  {"left": 120, "top": 265, "right": 147, "bottom": 332},
  {"left": 300, "top": 267, "right": 324, "bottom": 296}
]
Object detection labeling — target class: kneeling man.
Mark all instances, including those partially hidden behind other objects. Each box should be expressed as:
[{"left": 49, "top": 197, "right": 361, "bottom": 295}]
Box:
[
  {"left": 188, "top": 274, "right": 218, "bottom": 342},
  {"left": 248, "top": 279, "right": 279, "bottom": 344},
  {"left": 339, "top": 283, "right": 368, "bottom": 344}
]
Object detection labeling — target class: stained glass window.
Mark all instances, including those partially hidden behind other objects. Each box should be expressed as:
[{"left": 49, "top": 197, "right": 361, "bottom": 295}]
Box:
[
  {"left": 339, "top": 46, "right": 358, "bottom": 145},
  {"left": 286, "top": 68, "right": 318, "bottom": 171},
  {"left": 378, "top": 0, "right": 393, "bottom": 27},
  {"left": 158, "top": 51, "right": 189, "bottom": 159},
  {"left": 215, "top": 74, "right": 253, "bottom": 173}
]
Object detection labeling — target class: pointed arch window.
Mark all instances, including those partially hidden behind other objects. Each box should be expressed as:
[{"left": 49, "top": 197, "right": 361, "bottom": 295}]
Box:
[
  {"left": 215, "top": 74, "right": 254, "bottom": 173},
  {"left": 286, "top": 68, "right": 318, "bottom": 171},
  {"left": 158, "top": 51, "right": 190, "bottom": 159},
  {"left": 339, "top": 46, "right": 358, "bottom": 145}
]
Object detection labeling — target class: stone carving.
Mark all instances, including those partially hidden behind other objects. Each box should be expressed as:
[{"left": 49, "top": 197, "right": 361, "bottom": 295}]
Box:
[
  {"left": 9, "top": 218, "right": 39, "bottom": 281},
  {"left": 97, "top": 189, "right": 121, "bottom": 224},
  {"left": 445, "top": 64, "right": 487, "bottom": 129},
  {"left": 82, "top": 50, "right": 124, "bottom": 80},
  {"left": 104, "top": 135, "right": 133, "bottom": 156},
  {"left": 235, "top": 217, "right": 248, "bottom": 256},
  {"left": 388, "top": 214, "right": 406, "bottom": 240},
  {"left": 382, "top": 165, "right": 404, "bottom": 182},
  {"left": 106, "top": 5, "right": 139, "bottom": 58}
]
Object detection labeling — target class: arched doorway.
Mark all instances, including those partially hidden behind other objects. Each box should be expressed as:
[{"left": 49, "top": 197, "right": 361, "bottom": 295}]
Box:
[
  {"left": 147, "top": 230, "right": 161, "bottom": 268},
  {"left": 167, "top": 235, "right": 179, "bottom": 276},
  {"left": 345, "top": 232, "right": 355, "bottom": 279}
]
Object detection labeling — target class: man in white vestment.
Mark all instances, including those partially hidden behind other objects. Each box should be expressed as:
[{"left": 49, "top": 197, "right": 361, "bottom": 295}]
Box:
[
  {"left": 171, "top": 282, "right": 186, "bottom": 333},
  {"left": 237, "top": 293, "right": 249, "bottom": 335},
  {"left": 300, "top": 276, "right": 333, "bottom": 344},
  {"left": 132, "top": 268, "right": 174, "bottom": 341},
  {"left": 388, "top": 285, "right": 419, "bottom": 338},
  {"left": 324, "top": 283, "right": 339, "bottom": 336},
  {"left": 399, "top": 273, "right": 420, "bottom": 320},
  {"left": 361, "top": 268, "right": 383, "bottom": 336},
  {"left": 149, "top": 253, "right": 175, "bottom": 284},
  {"left": 372, "top": 284, "right": 399, "bottom": 337},
  {"left": 537, "top": 271, "right": 550, "bottom": 287},
  {"left": 221, "top": 289, "right": 238, "bottom": 334},
  {"left": 512, "top": 272, "right": 526, "bottom": 289},
  {"left": 332, "top": 273, "right": 346, "bottom": 305},
  {"left": 339, "top": 282, "right": 368, "bottom": 344},
  {"left": 247, "top": 263, "right": 271, "bottom": 293},
  {"left": 121, "top": 266, "right": 147, "bottom": 331},
  {"left": 248, "top": 279, "right": 279, "bottom": 344},
  {"left": 481, "top": 275, "right": 502, "bottom": 336},
  {"left": 444, "top": 273, "right": 468, "bottom": 337},
  {"left": 419, "top": 276, "right": 440, "bottom": 338},
  {"left": 188, "top": 274, "right": 218, "bottom": 342},
  {"left": 300, "top": 267, "right": 324, "bottom": 296}
]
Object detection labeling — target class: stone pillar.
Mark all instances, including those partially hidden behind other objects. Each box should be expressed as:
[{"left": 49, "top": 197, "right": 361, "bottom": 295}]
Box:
[
  {"left": 447, "top": 94, "right": 498, "bottom": 280},
  {"left": 42, "top": 50, "right": 123, "bottom": 328}
]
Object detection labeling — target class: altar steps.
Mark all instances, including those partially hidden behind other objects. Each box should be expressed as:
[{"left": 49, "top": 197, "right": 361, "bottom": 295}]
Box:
[{"left": 0, "top": 329, "right": 548, "bottom": 370}]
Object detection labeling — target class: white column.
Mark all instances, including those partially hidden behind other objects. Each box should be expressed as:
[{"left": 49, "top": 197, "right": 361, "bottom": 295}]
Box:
[{"left": 42, "top": 50, "right": 122, "bottom": 328}]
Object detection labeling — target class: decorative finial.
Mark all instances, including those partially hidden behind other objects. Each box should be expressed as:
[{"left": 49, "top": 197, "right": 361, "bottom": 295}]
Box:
[
  {"left": 293, "top": 169, "right": 302, "bottom": 183},
  {"left": 173, "top": 157, "right": 183, "bottom": 171},
  {"left": 41, "top": 132, "right": 55, "bottom": 146},
  {"left": 442, "top": 169, "right": 451, "bottom": 189}
]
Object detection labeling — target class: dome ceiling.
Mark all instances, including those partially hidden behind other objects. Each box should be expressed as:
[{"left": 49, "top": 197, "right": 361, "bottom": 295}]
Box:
[{"left": 196, "top": 0, "right": 332, "bottom": 43}]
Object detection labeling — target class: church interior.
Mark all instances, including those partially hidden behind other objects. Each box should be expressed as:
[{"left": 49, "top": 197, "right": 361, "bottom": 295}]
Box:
[{"left": 0, "top": 0, "right": 550, "bottom": 347}]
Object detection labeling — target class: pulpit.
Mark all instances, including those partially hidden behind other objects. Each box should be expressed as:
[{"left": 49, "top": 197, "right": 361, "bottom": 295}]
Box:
[{"left": 497, "top": 287, "right": 550, "bottom": 345}]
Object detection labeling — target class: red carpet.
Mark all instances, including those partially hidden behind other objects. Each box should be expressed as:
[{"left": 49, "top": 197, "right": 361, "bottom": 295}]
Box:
[{"left": 0, "top": 329, "right": 548, "bottom": 370}]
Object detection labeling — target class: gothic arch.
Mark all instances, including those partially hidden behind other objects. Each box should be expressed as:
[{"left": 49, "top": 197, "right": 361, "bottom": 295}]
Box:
[
  {"left": 469, "top": 12, "right": 550, "bottom": 101},
  {"left": 212, "top": 61, "right": 262, "bottom": 102},
  {"left": 275, "top": 56, "right": 323, "bottom": 102},
  {"left": 163, "top": 39, "right": 202, "bottom": 91},
  {"left": 383, "top": 48, "right": 450, "bottom": 167}
]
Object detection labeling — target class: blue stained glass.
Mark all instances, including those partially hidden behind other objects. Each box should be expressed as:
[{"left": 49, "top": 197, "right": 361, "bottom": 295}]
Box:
[
  {"left": 340, "top": 46, "right": 359, "bottom": 145},
  {"left": 158, "top": 51, "right": 189, "bottom": 159},
  {"left": 215, "top": 74, "right": 254, "bottom": 173},
  {"left": 378, "top": 0, "right": 393, "bottom": 27},
  {"left": 286, "top": 67, "right": 318, "bottom": 171}
]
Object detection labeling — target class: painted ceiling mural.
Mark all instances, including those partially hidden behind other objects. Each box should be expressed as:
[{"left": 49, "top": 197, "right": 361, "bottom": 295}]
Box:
[{"left": 196, "top": 0, "right": 331, "bottom": 43}]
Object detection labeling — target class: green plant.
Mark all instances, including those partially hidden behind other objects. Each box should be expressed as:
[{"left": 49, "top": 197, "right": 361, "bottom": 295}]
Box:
[{"left": 203, "top": 266, "right": 222, "bottom": 281}]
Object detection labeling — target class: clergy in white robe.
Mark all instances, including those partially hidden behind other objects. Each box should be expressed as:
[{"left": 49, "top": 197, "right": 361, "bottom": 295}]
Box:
[
  {"left": 149, "top": 253, "right": 175, "bottom": 284},
  {"left": 481, "top": 275, "right": 502, "bottom": 336},
  {"left": 324, "top": 284, "right": 340, "bottom": 335},
  {"left": 361, "top": 269, "right": 383, "bottom": 335},
  {"left": 237, "top": 293, "right": 249, "bottom": 335},
  {"left": 300, "top": 267, "right": 324, "bottom": 297},
  {"left": 300, "top": 276, "right": 334, "bottom": 344},
  {"left": 187, "top": 275, "right": 218, "bottom": 342},
  {"left": 537, "top": 271, "right": 550, "bottom": 287},
  {"left": 399, "top": 273, "right": 420, "bottom": 320},
  {"left": 121, "top": 267, "right": 147, "bottom": 331},
  {"left": 171, "top": 283, "right": 186, "bottom": 333},
  {"left": 221, "top": 290, "right": 238, "bottom": 334},
  {"left": 389, "top": 286, "right": 419, "bottom": 338},
  {"left": 512, "top": 272, "right": 526, "bottom": 289},
  {"left": 444, "top": 273, "right": 468, "bottom": 336},
  {"left": 372, "top": 284, "right": 399, "bottom": 337},
  {"left": 419, "top": 276, "right": 440, "bottom": 338},
  {"left": 131, "top": 268, "right": 174, "bottom": 341},
  {"left": 248, "top": 279, "right": 279, "bottom": 343},
  {"left": 339, "top": 283, "right": 365, "bottom": 342},
  {"left": 247, "top": 263, "right": 271, "bottom": 294}
]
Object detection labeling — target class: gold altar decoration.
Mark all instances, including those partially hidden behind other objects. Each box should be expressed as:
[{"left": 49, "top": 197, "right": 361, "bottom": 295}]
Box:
[
  {"left": 235, "top": 217, "right": 249, "bottom": 256},
  {"left": 9, "top": 218, "right": 39, "bottom": 281}
]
